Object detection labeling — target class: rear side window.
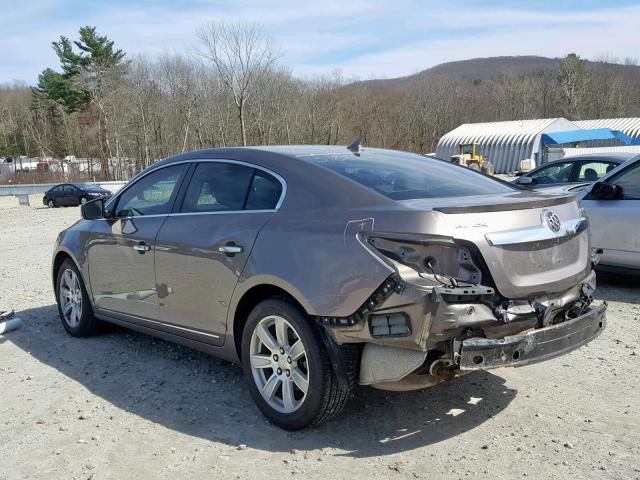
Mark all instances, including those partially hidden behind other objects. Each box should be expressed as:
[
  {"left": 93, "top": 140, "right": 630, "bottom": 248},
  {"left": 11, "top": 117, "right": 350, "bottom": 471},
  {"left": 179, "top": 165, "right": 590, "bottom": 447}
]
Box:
[
  {"left": 298, "top": 152, "right": 515, "bottom": 200},
  {"left": 246, "top": 171, "right": 282, "bottom": 210}
]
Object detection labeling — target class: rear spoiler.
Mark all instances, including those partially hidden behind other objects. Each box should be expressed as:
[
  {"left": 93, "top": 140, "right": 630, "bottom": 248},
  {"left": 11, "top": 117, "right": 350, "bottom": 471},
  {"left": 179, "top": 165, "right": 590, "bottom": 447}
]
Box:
[{"left": 433, "top": 194, "right": 574, "bottom": 214}]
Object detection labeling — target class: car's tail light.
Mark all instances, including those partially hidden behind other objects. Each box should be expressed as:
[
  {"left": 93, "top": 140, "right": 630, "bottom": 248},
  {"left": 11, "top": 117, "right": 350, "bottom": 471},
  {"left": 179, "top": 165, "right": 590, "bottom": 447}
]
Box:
[{"left": 364, "top": 234, "right": 482, "bottom": 285}]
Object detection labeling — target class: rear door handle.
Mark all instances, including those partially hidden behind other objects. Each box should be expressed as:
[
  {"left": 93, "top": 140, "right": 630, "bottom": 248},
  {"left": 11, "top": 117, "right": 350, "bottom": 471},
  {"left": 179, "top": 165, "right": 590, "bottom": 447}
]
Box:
[
  {"left": 218, "top": 244, "right": 243, "bottom": 254},
  {"left": 133, "top": 242, "right": 152, "bottom": 253}
]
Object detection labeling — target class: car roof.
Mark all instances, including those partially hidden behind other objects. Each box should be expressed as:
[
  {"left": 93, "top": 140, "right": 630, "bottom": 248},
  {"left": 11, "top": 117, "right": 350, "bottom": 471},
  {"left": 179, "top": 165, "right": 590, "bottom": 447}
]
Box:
[
  {"left": 551, "top": 152, "right": 638, "bottom": 163},
  {"left": 140, "top": 145, "right": 423, "bottom": 179},
  {"left": 248, "top": 145, "right": 375, "bottom": 156}
]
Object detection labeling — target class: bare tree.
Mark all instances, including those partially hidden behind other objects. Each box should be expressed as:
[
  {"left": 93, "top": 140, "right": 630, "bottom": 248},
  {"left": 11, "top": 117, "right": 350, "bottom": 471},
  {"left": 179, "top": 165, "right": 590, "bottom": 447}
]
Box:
[
  {"left": 556, "top": 53, "right": 589, "bottom": 119},
  {"left": 196, "top": 21, "right": 279, "bottom": 146}
]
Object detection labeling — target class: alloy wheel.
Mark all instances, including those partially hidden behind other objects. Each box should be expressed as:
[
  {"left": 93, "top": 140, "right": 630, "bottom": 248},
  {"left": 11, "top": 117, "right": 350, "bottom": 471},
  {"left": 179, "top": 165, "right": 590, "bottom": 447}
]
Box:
[
  {"left": 249, "top": 315, "right": 309, "bottom": 414},
  {"left": 59, "top": 268, "right": 83, "bottom": 328},
  {"left": 48, "top": 199, "right": 54, "bottom": 208}
]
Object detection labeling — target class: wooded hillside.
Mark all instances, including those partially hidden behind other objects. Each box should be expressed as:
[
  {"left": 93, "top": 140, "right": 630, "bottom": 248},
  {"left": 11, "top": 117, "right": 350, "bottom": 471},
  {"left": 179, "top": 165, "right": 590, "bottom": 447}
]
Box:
[{"left": 2, "top": 24, "right": 639, "bottom": 180}]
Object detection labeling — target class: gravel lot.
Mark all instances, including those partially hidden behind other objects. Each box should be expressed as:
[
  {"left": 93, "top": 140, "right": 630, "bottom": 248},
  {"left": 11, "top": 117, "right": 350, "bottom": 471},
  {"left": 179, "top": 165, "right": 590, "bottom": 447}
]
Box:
[{"left": 1, "top": 206, "right": 639, "bottom": 480}]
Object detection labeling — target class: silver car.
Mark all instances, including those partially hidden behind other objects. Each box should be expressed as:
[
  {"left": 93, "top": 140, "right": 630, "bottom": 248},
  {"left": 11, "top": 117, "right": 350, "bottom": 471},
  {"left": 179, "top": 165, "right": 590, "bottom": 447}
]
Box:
[
  {"left": 577, "top": 154, "right": 640, "bottom": 274},
  {"left": 513, "top": 153, "right": 631, "bottom": 189},
  {"left": 52, "top": 145, "right": 606, "bottom": 429}
]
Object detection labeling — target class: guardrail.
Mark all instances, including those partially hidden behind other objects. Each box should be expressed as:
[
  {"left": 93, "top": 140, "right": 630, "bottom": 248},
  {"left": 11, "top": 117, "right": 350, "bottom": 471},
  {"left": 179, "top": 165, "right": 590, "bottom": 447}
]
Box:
[{"left": 0, "top": 181, "right": 128, "bottom": 197}]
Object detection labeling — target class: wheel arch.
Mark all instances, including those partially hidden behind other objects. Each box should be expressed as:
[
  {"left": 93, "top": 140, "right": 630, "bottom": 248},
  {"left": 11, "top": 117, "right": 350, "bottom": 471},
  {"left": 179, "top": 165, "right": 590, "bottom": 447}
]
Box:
[
  {"left": 52, "top": 250, "right": 84, "bottom": 294},
  {"left": 230, "top": 282, "right": 311, "bottom": 361}
]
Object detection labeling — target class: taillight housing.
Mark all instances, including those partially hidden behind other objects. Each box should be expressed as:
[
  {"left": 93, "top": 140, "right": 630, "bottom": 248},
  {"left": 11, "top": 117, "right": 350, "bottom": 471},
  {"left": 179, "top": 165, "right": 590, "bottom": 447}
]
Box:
[{"left": 364, "top": 234, "right": 482, "bottom": 285}]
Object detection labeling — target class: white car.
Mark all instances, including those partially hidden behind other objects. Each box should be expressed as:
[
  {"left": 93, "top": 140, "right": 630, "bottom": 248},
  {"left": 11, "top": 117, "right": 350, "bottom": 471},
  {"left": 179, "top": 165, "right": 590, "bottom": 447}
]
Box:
[{"left": 579, "top": 155, "right": 640, "bottom": 274}]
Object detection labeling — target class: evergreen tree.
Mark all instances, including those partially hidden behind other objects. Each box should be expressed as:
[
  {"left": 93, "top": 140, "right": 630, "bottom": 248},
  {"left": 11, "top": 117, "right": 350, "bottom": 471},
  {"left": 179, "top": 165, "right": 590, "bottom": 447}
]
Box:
[{"left": 34, "top": 26, "right": 126, "bottom": 113}]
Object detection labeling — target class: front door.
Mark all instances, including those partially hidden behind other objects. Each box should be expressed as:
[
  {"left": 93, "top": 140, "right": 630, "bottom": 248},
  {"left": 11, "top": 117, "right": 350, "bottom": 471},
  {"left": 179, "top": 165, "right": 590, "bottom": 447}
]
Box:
[
  {"left": 60, "top": 185, "right": 77, "bottom": 205},
  {"left": 87, "top": 164, "right": 189, "bottom": 320},
  {"left": 583, "top": 161, "right": 640, "bottom": 269},
  {"left": 154, "top": 161, "right": 283, "bottom": 344}
]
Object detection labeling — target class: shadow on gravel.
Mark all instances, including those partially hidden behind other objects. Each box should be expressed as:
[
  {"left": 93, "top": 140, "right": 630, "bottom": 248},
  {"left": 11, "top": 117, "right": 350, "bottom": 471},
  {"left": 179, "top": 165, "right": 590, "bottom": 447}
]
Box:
[
  {"left": 9, "top": 304, "right": 516, "bottom": 458},
  {"left": 594, "top": 272, "right": 640, "bottom": 305}
]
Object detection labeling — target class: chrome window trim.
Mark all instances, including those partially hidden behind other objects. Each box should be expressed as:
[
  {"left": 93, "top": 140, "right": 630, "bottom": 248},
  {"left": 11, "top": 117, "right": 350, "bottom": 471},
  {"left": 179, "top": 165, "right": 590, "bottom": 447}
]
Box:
[
  {"left": 97, "top": 209, "right": 278, "bottom": 221},
  {"left": 485, "top": 212, "right": 588, "bottom": 247},
  {"left": 104, "top": 158, "right": 287, "bottom": 215}
]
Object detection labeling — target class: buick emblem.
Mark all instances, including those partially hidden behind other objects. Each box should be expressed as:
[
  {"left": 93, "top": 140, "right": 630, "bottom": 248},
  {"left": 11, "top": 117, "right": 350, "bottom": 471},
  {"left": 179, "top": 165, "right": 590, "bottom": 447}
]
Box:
[{"left": 544, "top": 211, "right": 562, "bottom": 233}]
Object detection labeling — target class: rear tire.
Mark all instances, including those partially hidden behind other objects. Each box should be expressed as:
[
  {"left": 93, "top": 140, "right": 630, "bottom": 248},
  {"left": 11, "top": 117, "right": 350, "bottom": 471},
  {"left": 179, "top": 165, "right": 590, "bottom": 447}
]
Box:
[
  {"left": 56, "top": 259, "right": 101, "bottom": 337},
  {"left": 468, "top": 162, "right": 480, "bottom": 171},
  {"left": 241, "top": 298, "right": 351, "bottom": 430},
  {"left": 481, "top": 162, "right": 495, "bottom": 175}
]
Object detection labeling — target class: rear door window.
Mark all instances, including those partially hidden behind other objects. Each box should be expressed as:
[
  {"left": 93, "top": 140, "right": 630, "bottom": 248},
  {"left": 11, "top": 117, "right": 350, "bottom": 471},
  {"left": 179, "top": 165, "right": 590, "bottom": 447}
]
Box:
[
  {"left": 181, "top": 162, "right": 255, "bottom": 213},
  {"left": 245, "top": 171, "right": 282, "bottom": 210}
]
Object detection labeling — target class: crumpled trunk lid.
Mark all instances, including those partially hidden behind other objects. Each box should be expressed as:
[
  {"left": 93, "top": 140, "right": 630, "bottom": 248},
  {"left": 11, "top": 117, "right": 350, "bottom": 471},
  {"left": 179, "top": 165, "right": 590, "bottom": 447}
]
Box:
[{"left": 400, "top": 192, "right": 591, "bottom": 299}]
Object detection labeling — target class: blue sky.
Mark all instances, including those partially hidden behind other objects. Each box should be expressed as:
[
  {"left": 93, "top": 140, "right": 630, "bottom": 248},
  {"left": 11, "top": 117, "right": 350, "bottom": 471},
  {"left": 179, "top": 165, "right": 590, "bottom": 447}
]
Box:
[{"left": 3, "top": 0, "right": 640, "bottom": 84}]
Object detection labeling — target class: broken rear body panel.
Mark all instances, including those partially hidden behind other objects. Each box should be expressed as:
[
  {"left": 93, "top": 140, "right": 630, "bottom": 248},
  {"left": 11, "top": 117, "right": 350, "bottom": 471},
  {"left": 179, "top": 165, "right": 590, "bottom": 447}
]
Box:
[{"left": 311, "top": 191, "right": 606, "bottom": 389}]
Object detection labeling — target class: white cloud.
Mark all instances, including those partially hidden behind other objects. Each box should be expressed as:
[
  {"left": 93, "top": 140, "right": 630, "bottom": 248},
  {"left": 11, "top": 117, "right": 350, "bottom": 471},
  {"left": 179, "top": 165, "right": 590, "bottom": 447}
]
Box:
[
  {"left": 292, "top": 4, "right": 640, "bottom": 79},
  {"left": 2, "top": 1, "right": 640, "bottom": 84}
]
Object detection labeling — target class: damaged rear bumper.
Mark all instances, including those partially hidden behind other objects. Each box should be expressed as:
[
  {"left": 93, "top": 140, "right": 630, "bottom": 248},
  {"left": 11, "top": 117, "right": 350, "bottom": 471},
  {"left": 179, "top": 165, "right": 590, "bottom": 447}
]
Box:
[{"left": 458, "top": 302, "right": 607, "bottom": 370}]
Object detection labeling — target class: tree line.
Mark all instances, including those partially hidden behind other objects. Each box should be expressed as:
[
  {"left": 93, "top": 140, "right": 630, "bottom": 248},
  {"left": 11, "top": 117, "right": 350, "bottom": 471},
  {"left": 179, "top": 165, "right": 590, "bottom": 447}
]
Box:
[{"left": 1, "top": 23, "right": 640, "bottom": 181}]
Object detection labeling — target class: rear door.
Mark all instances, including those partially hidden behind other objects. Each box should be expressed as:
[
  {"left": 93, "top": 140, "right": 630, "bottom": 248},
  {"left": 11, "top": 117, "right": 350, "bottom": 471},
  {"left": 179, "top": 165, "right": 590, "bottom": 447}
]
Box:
[
  {"left": 65, "top": 185, "right": 81, "bottom": 205},
  {"left": 87, "top": 164, "right": 190, "bottom": 320},
  {"left": 582, "top": 161, "right": 640, "bottom": 269},
  {"left": 154, "top": 160, "right": 284, "bottom": 345}
]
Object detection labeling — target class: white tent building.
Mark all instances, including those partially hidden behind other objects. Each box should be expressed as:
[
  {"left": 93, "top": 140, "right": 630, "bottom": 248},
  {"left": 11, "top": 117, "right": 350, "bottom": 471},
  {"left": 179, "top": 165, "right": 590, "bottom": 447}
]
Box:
[
  {"left": 435, "top": 117, "right": 640, "bottom": 173},
  {"left": 435, "top": 118, "right": 579, "bottom": 173}
]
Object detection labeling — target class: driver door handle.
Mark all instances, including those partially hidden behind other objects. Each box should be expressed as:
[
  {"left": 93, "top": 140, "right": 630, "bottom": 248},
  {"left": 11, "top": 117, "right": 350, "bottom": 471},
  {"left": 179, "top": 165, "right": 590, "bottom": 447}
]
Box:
[
  {"left": 218, "top": 244, "right": 243, "bottom": 254},
  {"left": 133, "top": 242, "right": 152, "bottom": 253}
]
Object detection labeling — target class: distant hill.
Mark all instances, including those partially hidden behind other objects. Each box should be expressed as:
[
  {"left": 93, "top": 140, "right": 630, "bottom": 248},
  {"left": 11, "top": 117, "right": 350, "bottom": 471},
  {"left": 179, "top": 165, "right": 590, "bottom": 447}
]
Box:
[{"left": 352, "top": 55, "right": 640, "bottom": 89}]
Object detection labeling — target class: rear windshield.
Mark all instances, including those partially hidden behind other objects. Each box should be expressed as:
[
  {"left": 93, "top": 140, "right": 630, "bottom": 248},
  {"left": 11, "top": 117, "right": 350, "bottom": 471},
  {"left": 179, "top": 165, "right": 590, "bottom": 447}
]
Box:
[{"left": 298, "top": 151, "right": 516, "bottom": 200}]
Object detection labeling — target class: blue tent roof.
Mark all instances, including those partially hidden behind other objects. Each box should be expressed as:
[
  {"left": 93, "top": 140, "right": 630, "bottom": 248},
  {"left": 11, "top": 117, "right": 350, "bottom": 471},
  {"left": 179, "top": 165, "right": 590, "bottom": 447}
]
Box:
[
  {"left": 540, "top": 128, "right": 617, "bottom": 146},
  {"left": 611, "top": 130, "right": 640, "bottom": 145}
]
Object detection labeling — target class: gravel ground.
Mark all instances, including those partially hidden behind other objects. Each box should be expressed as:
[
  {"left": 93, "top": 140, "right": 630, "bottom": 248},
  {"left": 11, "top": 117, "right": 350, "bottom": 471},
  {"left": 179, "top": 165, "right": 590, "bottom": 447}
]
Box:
[{"left": 1, "top": 206, "right": 639, "bottom": 480}]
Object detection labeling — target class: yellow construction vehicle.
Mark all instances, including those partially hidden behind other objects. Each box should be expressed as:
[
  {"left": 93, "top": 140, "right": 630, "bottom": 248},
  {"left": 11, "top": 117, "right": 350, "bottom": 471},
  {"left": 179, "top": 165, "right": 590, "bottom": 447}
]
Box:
[{"left": 450, "top": 143, "right": 494, "bottom": 175}]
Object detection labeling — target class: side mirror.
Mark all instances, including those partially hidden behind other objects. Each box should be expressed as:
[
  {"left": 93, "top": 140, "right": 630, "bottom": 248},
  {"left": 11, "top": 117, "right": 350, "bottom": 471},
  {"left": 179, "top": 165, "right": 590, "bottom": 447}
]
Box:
[
  {"left": 81, "top": 198, "right": 105, "bottom": 220},
  {"left": 516, "top": 176, "right": 533, "bottom": 185},
  {"left": 591, "top": 181, "right": 623, "bottom": 200}
]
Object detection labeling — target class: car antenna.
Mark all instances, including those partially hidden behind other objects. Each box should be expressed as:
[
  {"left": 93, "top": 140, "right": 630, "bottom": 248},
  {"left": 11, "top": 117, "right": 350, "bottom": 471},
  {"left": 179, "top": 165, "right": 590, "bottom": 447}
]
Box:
[{"left": 347, "top": 138, "right": 363, "bottom": 155}]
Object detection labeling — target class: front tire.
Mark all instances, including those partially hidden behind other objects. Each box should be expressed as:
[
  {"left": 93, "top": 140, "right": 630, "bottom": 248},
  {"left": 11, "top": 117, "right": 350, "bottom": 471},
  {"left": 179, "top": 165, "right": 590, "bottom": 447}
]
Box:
[
  {"left": 241, "top": 298, "right": 351, "bottom": 430},
  {"left": 56, "top": 259, "right": 100, "bottom": 337},
  {"left": 47, "top": 199, "right": 55, "bottom": 208}
]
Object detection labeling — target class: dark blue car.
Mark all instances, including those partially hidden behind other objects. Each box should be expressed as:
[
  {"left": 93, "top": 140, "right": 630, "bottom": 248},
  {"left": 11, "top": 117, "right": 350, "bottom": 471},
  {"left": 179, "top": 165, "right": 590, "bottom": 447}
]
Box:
[{"left": 43, "top": 183, "right": 112, "bottom": 208}]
